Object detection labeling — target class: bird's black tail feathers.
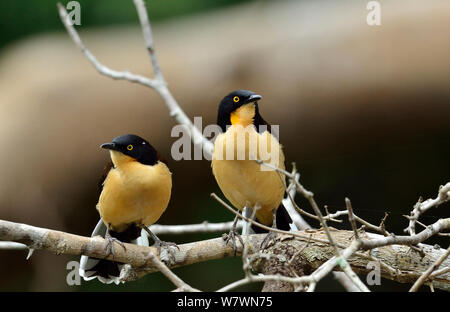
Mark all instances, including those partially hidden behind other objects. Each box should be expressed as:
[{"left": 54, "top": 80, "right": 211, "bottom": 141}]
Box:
[
  {"left": 87, "top": 225, "right": 141, "bottom": 279},
  {"left": 251, "top": 202, "right": 293, "bottom": 233},
  {"left": 79, "top": 221, "right": 147, "bottom": 284}
]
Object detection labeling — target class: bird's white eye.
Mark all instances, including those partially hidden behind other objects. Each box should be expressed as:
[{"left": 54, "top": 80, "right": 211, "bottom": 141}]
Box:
[
  {"left": 127, "top": 144, "right": 133, "bottom": 151},
  {"left": 142, "top": 142, "right": 145, "bottom": 145}
]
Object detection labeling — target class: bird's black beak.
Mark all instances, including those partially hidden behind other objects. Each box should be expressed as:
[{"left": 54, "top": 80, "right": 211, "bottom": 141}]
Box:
[
  {"left": 247, "top": 94, "right": 262, "bottom": 103},
  {"left": 101, "top": 142, "right": 118, "bottom": 150}
]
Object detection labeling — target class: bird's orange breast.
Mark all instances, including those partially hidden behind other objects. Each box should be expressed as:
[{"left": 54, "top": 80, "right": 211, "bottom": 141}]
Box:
[
  {"left": 98, "top": 160, "right": 172, "bottom": 232},
  {"left": 212, "top": 125, "right": 286, "bottom": 225}
]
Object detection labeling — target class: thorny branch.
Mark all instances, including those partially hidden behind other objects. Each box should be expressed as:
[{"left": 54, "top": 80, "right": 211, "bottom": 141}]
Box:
[
  {"left": 4, "top": 177, "right": 447, "bottom": 291},
  {"left": 1, "top": 218, "right": 449, "bottom": 291},
  {"left": 252, "top": 161, "right": 449, "bottom": 291},
  {"left": 405, "top": 182, "right": 450, "bottom": 236}
]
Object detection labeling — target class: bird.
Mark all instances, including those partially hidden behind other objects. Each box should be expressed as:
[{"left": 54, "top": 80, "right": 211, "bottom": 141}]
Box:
[
  {"left": 212, "top": 90, "right": 293, "bottom": 250},
  {"left": 79, "top": 134, "right": 174, "bottom": 284}
]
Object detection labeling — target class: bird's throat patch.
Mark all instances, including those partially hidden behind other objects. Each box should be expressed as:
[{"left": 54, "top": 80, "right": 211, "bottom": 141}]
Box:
[
  {"left": 230, "top": 103, "right": 255, "bottom": 127},
  {"left": 110, "top": 150, "right": 136, "bottom": 167}
]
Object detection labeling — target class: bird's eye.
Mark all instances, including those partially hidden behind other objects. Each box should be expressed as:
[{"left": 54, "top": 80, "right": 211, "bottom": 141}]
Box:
[
  {"left": 127, "top": 144, "right": 133, "bottom": 151},
  {"left": 233, "top": 96, "right": 239, "bottom": 103}
]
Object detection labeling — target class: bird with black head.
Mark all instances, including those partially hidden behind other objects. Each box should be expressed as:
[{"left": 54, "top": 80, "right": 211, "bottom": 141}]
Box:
[
  {"left": 212, "top": 90, "right": 293, "bottom": 252},
  {"left": 79, "top": 134, "right": 175, "bottom": 284}
]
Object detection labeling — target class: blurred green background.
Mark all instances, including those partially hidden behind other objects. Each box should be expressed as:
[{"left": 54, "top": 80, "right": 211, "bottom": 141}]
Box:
[
  {"left": 0, "top": 0, "right": 252, "bottom": 50},
  {"left": 0, "top": 0, "right": 449, "bottom": 292}
]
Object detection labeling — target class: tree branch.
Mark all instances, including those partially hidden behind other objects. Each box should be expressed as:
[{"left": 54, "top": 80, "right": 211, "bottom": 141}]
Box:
[
  {"left": 57, "top": 2, "right": 213, "bottom": 157},
  {"left": 0, "top": 221, "right": 241, "bottom": 251},
  {"left": 1, "top": 218, "right": 449, "bottom": 291},
  {"left": 405, "top": 182, "right": 450, "bottom": 235}
]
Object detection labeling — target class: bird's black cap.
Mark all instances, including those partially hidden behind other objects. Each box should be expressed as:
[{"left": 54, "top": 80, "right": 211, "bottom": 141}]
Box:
[
  {"left": 101, "top": 134, "right": 159, "bottom": 166},
  {"left": 217, "top": 90, "right": 267, "bottom": 133}
]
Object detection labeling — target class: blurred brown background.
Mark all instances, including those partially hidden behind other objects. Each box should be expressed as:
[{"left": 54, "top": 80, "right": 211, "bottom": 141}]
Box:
[{"left": 0, "top": 0, "right": 449, "bottom": 291}]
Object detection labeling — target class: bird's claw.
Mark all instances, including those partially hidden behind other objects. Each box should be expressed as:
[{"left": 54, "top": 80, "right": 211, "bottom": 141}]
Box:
[
  {"left": 105, "top": 232, "right": 126, "bottom": 257},
  {"left": 155, "top": 240, "right": 179, "bottom": 250},
  {"left": 260, "top": 231, "right": 277, "bottom": 250},
  {"left": 224, "top": 228, "right": 244, "bottom": 256},
  {"left": 154, "top": 240, "right": 179, "bottom": 266}
]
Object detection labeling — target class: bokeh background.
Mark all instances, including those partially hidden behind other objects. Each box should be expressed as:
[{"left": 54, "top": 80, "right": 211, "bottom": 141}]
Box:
[{"left": 0, "top": 0, "right": 449, "bottom": 291}]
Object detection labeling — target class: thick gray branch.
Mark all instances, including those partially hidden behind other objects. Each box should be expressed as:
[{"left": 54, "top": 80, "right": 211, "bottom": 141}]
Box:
[{"left": 1, "top": 219, "right": 449, "bottom": 291}]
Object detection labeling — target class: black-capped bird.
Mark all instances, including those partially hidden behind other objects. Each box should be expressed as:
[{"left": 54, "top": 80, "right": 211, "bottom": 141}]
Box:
[
  {"left": 79, "top": 134, "right": 174, "bottom": 284},
  {"left": 212, "top": 90, "right": 293, "bottom": 248}
]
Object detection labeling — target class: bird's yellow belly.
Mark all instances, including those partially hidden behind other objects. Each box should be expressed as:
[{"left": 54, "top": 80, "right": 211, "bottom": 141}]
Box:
[
  {"left": 98, "top": 162, "right": 172, "bottom": 232},
  {"left": 212, "top": 128, "right": 286, "bottom": 225}
]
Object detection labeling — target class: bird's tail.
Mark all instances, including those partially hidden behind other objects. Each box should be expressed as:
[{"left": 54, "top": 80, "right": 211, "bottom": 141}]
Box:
[
  {"left": 79, "top": 219, "right": 149, "bottom": 285},
  {"left": 251, "top": 202, "right": 296, "bottom": 233}
]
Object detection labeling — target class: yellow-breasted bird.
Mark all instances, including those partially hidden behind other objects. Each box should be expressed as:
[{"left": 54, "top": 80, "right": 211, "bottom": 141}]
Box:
[
  {"left": 212, "top": 90, "right": 293, "bottom": 248},
  {"left": 79, "top": 134, "right": 174, "bottom": 284}
]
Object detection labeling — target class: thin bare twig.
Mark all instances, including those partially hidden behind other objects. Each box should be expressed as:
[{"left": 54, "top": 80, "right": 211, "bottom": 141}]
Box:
[
  {"left": 430, "top": 266, "right": 450, "bottom": 279},
  {"left": 360, "top": 218, "right": 450, "bottom": 250},
  {"left": 132, "top": 0, "right": 165, "bottom": 83},
  {"left": 415, "top": 219, "right": 450, "bottom": 237},
  {"left": 281, "top": 164, "right": 311, "bottom": 230},
  {"left": 57, "top": 3, "right": 161, "bottom": 89},
  {"left": 294, "top": 177, "right": 369, "bottom": 292},
  {"left": 0, "top": 241, "right": 28, "bottom": 250},
  {"left": 57, "top": 2, "right": 213, "bottom": 156},
  {"left": 345, "top": 198, "right": 359, "bottom": 240},
  {"left": 149, "top": 221, "right": 242, "bottom": 235},
  {"left": 145, "top": 251, "right": 199, "bottom": 292},
  {"left": 405, "top": 182, "right": 450, "bottom": 235}
]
